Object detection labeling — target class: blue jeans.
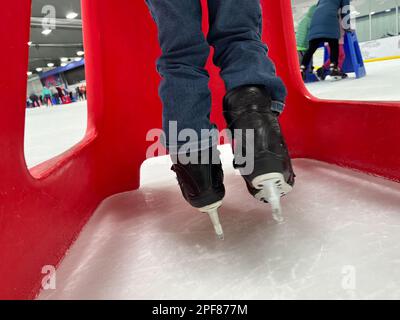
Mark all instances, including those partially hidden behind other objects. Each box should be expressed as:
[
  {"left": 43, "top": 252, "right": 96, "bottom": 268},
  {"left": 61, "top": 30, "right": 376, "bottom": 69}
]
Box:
[{"left": 145, "top": 0, "right": 287, "bottom": 153}]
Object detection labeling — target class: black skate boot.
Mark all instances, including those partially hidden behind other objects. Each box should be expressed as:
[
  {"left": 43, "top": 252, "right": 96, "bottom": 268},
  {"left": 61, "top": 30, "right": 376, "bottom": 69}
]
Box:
[
  {"left": 328, "top": 64, "right": 347, "bottom": 80},
  {"left": 223, "top": 85, "right": 295, "bottom": 222},
  {"left": 316, "top": 67, "right": 328, "bottom": 81},
  {"left": 171, "top": 147, "right": 226, "bottom": 239}
]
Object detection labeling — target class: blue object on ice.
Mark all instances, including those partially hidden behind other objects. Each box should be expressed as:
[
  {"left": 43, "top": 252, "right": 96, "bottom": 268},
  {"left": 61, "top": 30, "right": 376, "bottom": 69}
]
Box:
[
  {"left": 342, "top": 31, "right": 366, "bottom": 78},
  {"left": 305, "top": 64, "right": 319, "bottom": 83}
]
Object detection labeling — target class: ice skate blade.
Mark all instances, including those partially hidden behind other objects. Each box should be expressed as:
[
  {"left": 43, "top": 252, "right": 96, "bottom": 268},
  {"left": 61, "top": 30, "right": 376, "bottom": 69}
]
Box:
[
  {"left": 326, "top": 75, "right": 342, "bottom": 81},
  {"left": 252, "top": 173, "right": 292, "bottom": 223},
  {"left": 199, "top": 201, "right": 224, "bottom": 240}
]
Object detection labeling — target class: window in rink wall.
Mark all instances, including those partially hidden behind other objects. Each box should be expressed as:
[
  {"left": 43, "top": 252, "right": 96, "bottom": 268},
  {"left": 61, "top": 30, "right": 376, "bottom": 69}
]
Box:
[
  {"left": 291, "top": 0, "right": 400, "bottom": 102},
  {"left": 25, "top": 0, "right": 88, "bottom": 169},
  {"left": 371, "top": 9, "right": 397, "bottom": 39},
  {"left": 355, "top": 16, "right": 370, "bottom": 42}
]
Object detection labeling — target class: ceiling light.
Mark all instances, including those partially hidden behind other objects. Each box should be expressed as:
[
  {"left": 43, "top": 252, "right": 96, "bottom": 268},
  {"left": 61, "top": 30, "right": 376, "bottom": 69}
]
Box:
[
  {"left": 385, "top": 9, "right": 392, "bottom": 12},
  {"left": 76, "top": 51, "right": 85, "bottom": 56},
  {"left": 28, "top": 41, "right": 32, "bottom": 46},
  {"left": 66, "top": 12, "right": 78, "bottom": 19},
  {"left": 60, "top": 57, "right": 69, "bottom": 62},
  {"left": 42, "top": 29, "right": 52, "bottom": 35},
  {"left": 61, "top": 63, "right": 67, "bottom": 67},
  {"left": 370, "top": 11, "right": 375, "bottom": 15},
  {"left": 27, "top": 71, "right": 32, "bottom": 76},
  {"left": 36, "top": 68, "right": 43, "bottom": 72},
  {"left": 47, "top": 63, "right": 55, "bottom": 67},
  {"left": 74, "top": 57, "right": 83, "bottom": 62}
]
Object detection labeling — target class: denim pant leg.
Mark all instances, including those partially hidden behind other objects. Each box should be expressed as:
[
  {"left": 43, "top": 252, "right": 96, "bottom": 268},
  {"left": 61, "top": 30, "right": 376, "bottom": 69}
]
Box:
[
  {"left": 145, "top": 0, "right": 218, "bottom": 154},
  {"left": 207, "top": 0, "right": 287, "bottom": 113}
]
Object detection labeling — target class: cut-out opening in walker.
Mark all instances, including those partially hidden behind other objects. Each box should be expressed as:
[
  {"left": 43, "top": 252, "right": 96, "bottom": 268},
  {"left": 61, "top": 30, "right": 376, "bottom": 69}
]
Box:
[{"left": 24, "top": 0, "right": 89, "bottom": 175}]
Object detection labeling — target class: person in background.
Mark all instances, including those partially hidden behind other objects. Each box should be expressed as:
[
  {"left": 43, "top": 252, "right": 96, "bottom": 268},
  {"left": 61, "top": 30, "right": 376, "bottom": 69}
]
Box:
[
  {"left": 26, "top": 97, "right": 32, "bottom": 108},
  {"left": 76, "top": 86, "right": 83, "bottom": 101},
  {"left": 300, "top": 0, "right": 350, "bottom": 80},
  {"left": 56, "top": 86, "right": 64, "bottom": 98},
  {"left": 62, "top": 86, "right": 72, "bottom": 104},
  {"left": 317, "top": 24, "right": 348, "bottom": 80},
  {"left": 63, "top": 86, "right": 70, "bottom": 97},
  {"left": 29, "top": 93, "right": 41, "bottom": 108},
  {"left": 41, "top": 86, "right": 53, "bottom": 107},
  {"left": 54, "top": 92, "right": 61, "bottom": 105},
  {"left": 50, "top": 86, "right": 59, "bottom": 105},
  {"left": 296, "top": 4, "right": 317, "bottom": 67},
  {"left": 80, "top": 84, "right": 87, "bottom": 100},
  {"left": 56, "top": 86, "right": 65, "bottom": 104}
]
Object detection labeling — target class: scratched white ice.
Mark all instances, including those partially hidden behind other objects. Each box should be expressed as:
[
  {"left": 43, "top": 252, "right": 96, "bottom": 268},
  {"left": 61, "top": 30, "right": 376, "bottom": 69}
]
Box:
[
  {"left": 37, "top": 147, "right": 400, "bottom": 300},
  {"left": 24, "top": 101, "right": 87, "bottom": 168},
  {"left": 306, "top": 59, "right": 400, "bottom": 101},
  {"left": 24, "top": 60, "right": 400, "bottom": 300}
]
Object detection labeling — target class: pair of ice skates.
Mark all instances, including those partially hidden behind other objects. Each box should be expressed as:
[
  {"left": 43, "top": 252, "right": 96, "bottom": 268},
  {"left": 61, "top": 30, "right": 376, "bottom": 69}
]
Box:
[
  {"left": 301, "top": 64, "right": 348, "bottom": 82},
  {"left": 171, "top": 85, "right": 296, "bottom": 240}
]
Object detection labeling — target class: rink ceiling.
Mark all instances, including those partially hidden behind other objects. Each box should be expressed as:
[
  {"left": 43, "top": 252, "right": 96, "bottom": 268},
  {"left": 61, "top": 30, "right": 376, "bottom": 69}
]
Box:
[
  {"left": 1, "top": 0, "right": 400, "bottom": 299},
  {"left": 30, "top": 0, "right": 81, "bottom": 17},
  {"left": 29, "top": 0, "right": 83, "bottom": 71}
]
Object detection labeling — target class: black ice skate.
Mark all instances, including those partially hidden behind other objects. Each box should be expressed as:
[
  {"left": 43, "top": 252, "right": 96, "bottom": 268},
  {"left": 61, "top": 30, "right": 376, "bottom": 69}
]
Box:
[
  {"left": 223, "top": 85, "right": 295, "bottom": 222},
  {"left": 171, "top": 147, "right": 226, "bottom": 239},
  {"left": 316, "top": 67, "right": 328, "bottom": 81},
  {"left": 327, "top": 64, "right": 347, "bottom": 81}
]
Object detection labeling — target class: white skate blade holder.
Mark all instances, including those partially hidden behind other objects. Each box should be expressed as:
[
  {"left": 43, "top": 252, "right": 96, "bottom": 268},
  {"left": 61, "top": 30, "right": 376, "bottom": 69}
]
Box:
[
  {"left": 199, "top": 201, "right": 224, "bottom": 240},
  {"left": 326, "top": 75, "right": 343, "bottom": 82},
  {"left": 253, "top": 173, "right": 292, "bottom": 223}
]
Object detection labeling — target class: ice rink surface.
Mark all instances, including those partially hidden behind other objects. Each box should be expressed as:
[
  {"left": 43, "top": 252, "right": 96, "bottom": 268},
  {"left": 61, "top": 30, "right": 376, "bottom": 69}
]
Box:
[
  {"left": 25, "top": 101, "right": 87, "bottom": 168},
  {"left": 306, "top": 59, "right": 400, "bottom": 101},
  {"left": 38, "top": 147, "right": 400, "bottom": 300},
  {"left": 24, "top": 60, "right": 400, "bottom": 300}
]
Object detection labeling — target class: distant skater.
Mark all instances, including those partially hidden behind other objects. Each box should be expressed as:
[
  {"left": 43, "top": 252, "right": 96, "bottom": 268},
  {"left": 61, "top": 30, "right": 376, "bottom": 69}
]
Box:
[{"left": 300, "top": 0, "right": 350, "bottom": 80}]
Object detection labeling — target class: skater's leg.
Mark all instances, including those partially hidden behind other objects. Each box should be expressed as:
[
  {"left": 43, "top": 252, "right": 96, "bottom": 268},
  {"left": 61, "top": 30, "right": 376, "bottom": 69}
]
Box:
[
  {"left": 326, "top": 39, "right": 347, "bottom": 79},
  {"left": 321, "top": 41, "right": 345, "bottom": 80},
  {"left": 327, "top": 39, "right": 339, "bottom": 67},
  {"left": 323, "top": 45, "right": 331, "bottom": 70},
  {"left": 171, "top": 146, "right": 226, "bottom": 239},
  {"left": 207, "top": 0, "right": 295, "bottom": 220},
  {"left": 146, "top": 0, "right": 225, "bottom": 238},
  {"left": 338, "top": 44, "right": 346, "bottom": 69},
  {"left": 223, "top": 86, "right": 295, "bottom": 222},
  {"left": 301, "top": 38, "right": 322, "bottom": 69},
  {"left": 207, "top": 0, "right": 286, "bottom": 114},
  {"left": 145, "top": 0, "right": 217, "bottom": 153}
]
